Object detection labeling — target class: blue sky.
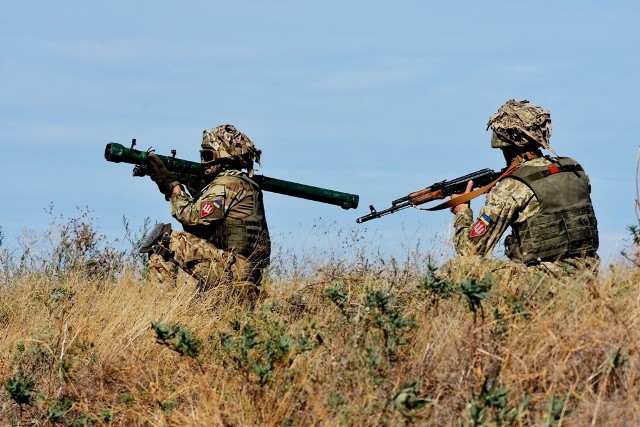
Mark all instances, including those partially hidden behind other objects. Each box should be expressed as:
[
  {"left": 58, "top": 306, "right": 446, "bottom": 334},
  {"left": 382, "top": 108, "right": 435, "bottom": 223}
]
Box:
[{"left": 1, "top": 1, "right": 638, "bottom": 266}]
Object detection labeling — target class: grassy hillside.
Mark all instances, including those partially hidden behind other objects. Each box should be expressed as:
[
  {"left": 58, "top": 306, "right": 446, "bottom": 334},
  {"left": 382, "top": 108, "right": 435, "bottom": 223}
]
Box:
[{"left": 0, "top": 216, "right": 639, "bottom": 426}]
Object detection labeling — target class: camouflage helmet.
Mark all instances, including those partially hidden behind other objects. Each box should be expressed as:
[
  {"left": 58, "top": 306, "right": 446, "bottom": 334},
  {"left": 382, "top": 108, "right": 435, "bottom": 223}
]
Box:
[
  {"left": 487, "top": 99, "right": 552, "bottom": 150},
  {"left": 201, "top": 124, "right": 262, "bottom": 175}
]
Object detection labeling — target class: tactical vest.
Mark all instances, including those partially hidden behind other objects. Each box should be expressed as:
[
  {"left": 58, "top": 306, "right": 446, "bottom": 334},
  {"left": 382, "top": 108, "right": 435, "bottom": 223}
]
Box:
[
  {"left": 209, "top": 174, "right": 271, "bottom": 264},
  {"left": 506, "top": 157, "right": 599, "bottom": 264}
]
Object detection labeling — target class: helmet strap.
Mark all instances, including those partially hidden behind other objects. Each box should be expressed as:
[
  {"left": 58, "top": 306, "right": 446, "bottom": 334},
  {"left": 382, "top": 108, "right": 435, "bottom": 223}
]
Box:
[{"left": 501, "top": 146, "right": 543, "bottom": 166}]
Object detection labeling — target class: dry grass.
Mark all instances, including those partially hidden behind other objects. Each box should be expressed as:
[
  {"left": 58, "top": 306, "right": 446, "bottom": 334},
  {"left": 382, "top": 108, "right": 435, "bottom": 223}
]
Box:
[{"left": 1, "top": 249, "right": 639, "bottom": 426}]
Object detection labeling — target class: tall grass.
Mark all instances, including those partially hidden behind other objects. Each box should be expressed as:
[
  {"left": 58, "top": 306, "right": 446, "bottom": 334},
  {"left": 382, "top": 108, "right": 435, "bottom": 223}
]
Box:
[{"left": 0, "top": 208, "right": 639, "bottom": 426}]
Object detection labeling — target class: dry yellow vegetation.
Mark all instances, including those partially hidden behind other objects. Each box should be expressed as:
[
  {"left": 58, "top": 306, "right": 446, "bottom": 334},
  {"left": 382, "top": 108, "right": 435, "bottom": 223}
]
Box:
[
  {"left": 1, "top": 242, "right": 639, "bottom": 426},
  {"left": 1, "top": 209, "right": 639, "bottom": 426}
]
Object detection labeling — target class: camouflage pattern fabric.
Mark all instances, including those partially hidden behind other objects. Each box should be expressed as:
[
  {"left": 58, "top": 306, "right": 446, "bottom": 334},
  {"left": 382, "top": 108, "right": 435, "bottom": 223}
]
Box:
[
  {"left": 436, "top": 255, "right": 599, "bottom": 310},
  {"left": 487, "top": 100, "right": 552, "bottom": 150},
  {"left": 171, "top": 170, "right": 257, "bottom": 226},
  {"left": 148, "top": 231, "right": 256, "bottom": 291},
  {"left": 201, "top": 124, "right": 262, "bottom": 175},
  {"left": 438, "top": 254, "right": 599, "bottom": 286},
  {"left": 448, "top": 157, "right": 599, "bottom": 280},
  {"left": 149, "top": 169, "right": 270, "bottom": 290}
]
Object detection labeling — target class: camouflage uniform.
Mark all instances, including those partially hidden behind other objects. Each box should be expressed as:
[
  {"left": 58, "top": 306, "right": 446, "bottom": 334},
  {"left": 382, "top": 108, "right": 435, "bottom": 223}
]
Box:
[
  {"left": 451, "top": 156, "right": 599, "bottom": 279},
  {"left": 147, "top": 125, "right": 270, "bottom": 291},
  {"left": 441, "top": 100, "right": 599, "bottom": 282}
]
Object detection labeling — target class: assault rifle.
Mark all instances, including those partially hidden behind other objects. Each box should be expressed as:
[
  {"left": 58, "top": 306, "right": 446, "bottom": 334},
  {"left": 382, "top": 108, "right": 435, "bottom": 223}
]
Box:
[
  {"left": 105, "top": 140, "right": 359, "bottom": 210},
  {"left": 356, "top": 167, "right": 506, "bottom": 223}
]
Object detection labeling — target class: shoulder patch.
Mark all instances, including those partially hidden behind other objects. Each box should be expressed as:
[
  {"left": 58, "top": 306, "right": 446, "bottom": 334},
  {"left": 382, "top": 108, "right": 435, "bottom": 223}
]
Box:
[
  {"left": 469, "top": 213, "right": 491, "bottom": 238},
  {"left": 201, "top": 199, "right": 223, "bottom": 218}
]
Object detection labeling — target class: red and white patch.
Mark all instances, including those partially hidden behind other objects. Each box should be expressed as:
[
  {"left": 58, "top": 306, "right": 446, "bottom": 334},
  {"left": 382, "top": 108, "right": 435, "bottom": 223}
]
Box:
[
  {"left": 469, "top": 220, "right": 487, "bottom": 238},
  {"left": 201, "top": 201, "right": 215, "bottom": 218}
]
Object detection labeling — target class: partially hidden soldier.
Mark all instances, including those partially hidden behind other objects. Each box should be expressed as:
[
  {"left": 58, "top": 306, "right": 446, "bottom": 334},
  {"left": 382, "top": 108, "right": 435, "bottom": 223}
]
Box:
[
  {"left": 441, "top": 99, "right": 599, "bottom": 282},
  {"left": 141, "top": 124, "right": 271, "bottom": 294}
]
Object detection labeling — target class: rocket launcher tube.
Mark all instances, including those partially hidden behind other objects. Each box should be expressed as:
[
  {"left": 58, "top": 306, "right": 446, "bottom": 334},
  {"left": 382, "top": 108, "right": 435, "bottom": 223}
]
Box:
[{"left": 104, "top": 142, "right": 359, "bottom": 210}]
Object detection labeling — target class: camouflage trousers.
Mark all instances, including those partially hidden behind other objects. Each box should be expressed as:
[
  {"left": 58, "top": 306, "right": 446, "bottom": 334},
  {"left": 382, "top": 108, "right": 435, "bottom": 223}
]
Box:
[
  {"left": 437, "top": 255, "right": 600, "bottom": 294},
  {"left": 148, "top": 230, "right": 262, "bottom": 292}
]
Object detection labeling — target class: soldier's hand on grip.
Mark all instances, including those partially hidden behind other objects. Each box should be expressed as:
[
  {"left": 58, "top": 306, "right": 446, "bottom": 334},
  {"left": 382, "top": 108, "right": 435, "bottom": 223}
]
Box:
[{"left": 147, "top": 152, "right": 179, "bottom": 199}]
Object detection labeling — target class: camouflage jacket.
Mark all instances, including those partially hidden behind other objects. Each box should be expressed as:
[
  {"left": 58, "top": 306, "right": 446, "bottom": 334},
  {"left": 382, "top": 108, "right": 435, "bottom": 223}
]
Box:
[
  {"left": 453, "top": 156, "right": 594, "bottom": 261},
  {"left": 170, "top": 170, "right": 253, "bottom": 227},
  {"left": 169, "top": 170, "right": 270, "bottom": 260}
]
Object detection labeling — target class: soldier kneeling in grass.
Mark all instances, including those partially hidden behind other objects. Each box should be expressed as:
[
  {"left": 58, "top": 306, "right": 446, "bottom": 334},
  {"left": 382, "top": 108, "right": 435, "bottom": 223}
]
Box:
[
  {"left": 140, "top": 125, "right": 271, "bottom": 296},
  {"left": 441, "top": 99, "right": 599, "bottom": 285}
]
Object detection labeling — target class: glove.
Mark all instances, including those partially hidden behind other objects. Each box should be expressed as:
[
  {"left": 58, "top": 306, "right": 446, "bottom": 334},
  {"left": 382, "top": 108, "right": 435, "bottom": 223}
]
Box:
[
  {"left": 147, "top": 152, "right": 180, "bottom": 199},
  {"left": 132, "top": 164, "right": 149, "bottom": 177}
]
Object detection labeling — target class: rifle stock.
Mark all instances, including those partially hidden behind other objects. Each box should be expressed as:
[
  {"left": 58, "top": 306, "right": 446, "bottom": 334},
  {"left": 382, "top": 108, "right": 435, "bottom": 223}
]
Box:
[
  {"left": 105, "top": 142, "right": 359, "bottom": 210},
  {"left": 356, "top": 167, "right": 503, "bottom": 223}
]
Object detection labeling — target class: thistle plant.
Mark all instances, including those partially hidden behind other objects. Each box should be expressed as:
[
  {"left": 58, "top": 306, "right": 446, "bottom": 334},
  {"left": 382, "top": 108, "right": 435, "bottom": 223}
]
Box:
[
  {"left": 5, "top": 372, "right": 35, "bottom": 408},
  {"left": 151, "top": 321, "right": 201, "bottom": 358}
]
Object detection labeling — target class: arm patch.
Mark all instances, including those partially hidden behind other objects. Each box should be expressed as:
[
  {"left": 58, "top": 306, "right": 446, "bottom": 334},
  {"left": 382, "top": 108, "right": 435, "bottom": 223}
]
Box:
[
  {"left": 469, "top": 213, "right": 491, "bottom": 238},
  {"left": 201, "top": 199, "right": 223, "bottom": 218}
]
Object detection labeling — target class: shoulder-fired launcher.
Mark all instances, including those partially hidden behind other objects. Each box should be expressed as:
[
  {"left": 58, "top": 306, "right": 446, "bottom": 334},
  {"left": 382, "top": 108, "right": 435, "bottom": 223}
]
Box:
[{"left": 105, "top": 141, "right": 359, "bottom": 210}]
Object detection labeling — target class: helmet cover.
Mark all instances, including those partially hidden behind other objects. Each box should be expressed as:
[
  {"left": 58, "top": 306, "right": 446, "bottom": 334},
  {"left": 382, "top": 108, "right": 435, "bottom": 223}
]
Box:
[
  {"left": 201, "top": 124, "right": 262, "bottom": 174},
  {"left": 487, "top": 99, "right": 552, "bottom": 150}
]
